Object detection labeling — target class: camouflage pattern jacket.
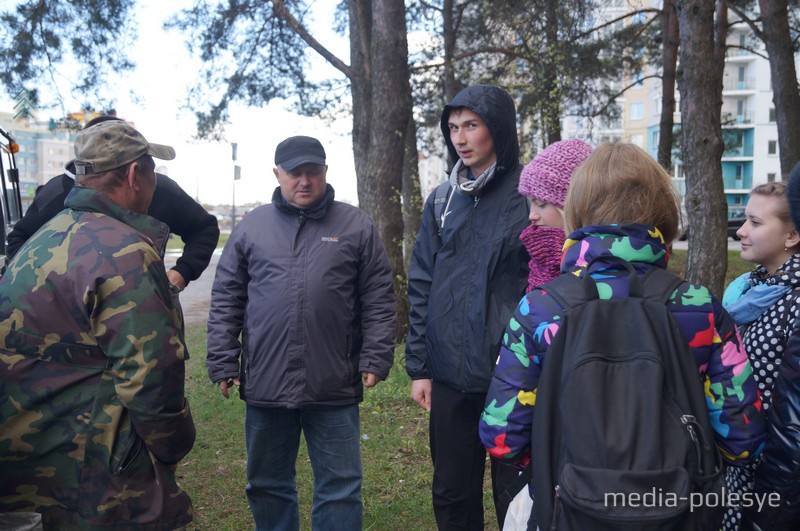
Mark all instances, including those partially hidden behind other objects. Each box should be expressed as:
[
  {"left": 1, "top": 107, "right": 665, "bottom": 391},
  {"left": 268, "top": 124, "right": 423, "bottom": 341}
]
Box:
[{"left": 0, "top": 186, "right": 195, "bottom": 530}]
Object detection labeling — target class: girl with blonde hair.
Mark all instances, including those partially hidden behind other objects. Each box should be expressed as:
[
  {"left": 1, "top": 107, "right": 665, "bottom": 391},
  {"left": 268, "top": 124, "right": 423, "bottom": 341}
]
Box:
[
  {"left": 480, "top": 142, "right": 766, "bottom": 531},
  {"left": 722, "top": 181, "right": 800, "bottom": 531}
]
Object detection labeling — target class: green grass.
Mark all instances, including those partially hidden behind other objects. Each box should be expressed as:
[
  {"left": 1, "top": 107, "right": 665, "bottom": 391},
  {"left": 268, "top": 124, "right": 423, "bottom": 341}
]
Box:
[
  {"left": 668, "top": 249, "right": 754, "bottom": 287},
  {"left": 179, "top": 326, "right": 458, "bottom": 530},
  {"left": 176, "top": 248, "right": 751, "bottom": 530}
]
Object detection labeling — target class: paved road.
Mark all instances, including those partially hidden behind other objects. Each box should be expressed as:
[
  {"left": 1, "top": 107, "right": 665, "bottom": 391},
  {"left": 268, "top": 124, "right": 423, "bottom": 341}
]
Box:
[{"left": 164, "top": 249, "right": 220, "bottom": 325}]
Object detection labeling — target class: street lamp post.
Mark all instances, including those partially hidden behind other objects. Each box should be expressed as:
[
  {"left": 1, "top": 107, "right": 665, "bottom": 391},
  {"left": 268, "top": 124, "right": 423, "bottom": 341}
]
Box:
[{"left": 231, "top": 143, "right": 238, "bottom": 229}]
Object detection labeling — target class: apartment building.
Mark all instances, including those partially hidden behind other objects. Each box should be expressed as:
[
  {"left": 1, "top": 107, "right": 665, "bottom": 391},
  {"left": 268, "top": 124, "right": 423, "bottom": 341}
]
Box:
[
  {"left": 563, "top": 2, "right": 794, "bottom": 219},
  {"left": 0, "top": 112, "right": 77, "bottom": 211}
]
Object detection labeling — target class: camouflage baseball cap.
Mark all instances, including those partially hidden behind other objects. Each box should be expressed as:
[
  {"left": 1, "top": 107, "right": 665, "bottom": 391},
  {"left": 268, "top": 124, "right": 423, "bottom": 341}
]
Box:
[{"left": 73, "top": 120, "right": 175, "bottom": 176}]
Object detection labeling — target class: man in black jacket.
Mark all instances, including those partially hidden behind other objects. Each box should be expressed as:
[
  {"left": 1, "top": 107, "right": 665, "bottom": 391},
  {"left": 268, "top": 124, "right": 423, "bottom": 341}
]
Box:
[
  {"left": 6, "top": 116, "right": 219, "bottom": 290},
  {"left": 406, "top": 85, "right": 530, "bottom": 529}
]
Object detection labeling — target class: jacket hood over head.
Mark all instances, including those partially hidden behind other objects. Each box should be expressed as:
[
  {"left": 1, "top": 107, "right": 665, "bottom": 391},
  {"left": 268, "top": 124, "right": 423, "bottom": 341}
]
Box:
[{"left": 440, "top": 84, "right": 520, "bottom": 180}]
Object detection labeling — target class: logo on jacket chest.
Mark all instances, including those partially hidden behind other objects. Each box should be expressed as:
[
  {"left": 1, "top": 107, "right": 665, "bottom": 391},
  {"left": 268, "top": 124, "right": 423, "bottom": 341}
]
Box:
[{"left": 321, "top": 236, "right": 339, "bottom": 242}]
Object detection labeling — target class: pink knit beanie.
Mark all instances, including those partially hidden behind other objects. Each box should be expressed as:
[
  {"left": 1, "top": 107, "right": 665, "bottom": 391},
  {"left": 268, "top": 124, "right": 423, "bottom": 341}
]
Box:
[{"left": 518, "top": 139, "right": 592, "bottom": 209}]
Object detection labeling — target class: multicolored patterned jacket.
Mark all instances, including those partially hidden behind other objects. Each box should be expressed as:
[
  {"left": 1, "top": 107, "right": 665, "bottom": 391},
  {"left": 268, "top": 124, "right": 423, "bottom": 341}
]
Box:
[
  {"left": 479, "top": 223, "right": 766, "bottom": 469},
  {"left": 0, "top": 186, "right": 195, "bottom": 530}
]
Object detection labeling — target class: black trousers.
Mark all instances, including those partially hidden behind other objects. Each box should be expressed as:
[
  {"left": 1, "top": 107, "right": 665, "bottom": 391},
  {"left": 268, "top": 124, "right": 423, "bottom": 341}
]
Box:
[{"left": 430, "top": 381, "right": 528, "bottom": 530}]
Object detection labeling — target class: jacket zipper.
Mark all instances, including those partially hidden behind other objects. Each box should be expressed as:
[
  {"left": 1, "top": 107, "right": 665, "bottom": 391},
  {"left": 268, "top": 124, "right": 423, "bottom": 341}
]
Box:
[{"left": 113, "top": 433, "right": 143, "bottom": 477}]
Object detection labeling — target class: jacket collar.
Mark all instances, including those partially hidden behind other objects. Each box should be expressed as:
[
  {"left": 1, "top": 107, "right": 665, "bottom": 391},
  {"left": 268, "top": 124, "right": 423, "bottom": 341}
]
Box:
[
  {"left": 64, "top": 186, "right": 170, "bottom": 253},
  {"left": 562, "top": 223, "right": 670, "bottom": 275},
  {"left": 272, "top": 184, "right": 335, "bottom": 219}
]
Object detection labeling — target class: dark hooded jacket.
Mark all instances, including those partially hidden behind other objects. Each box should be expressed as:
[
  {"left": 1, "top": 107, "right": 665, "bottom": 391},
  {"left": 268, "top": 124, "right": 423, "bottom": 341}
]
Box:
[{"left": 405, "top": 85, "right": 530, "bottom": 393}]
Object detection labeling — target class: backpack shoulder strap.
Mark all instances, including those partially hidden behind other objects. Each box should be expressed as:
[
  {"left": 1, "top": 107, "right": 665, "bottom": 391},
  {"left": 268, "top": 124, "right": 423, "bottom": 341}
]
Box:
[
  {"left": 641, "top": 266, "right": 686, "bottom": 304},
  {"left": 432, "top": 181, "right": 453, "bottom": 234},
  {"left": 539, "top": 272, "right": 587, "bottom": 312}
]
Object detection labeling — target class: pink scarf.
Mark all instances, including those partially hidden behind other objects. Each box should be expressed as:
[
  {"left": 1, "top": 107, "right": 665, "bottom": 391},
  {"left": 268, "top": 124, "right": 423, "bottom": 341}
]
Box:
[{"left": 519, "top": 224, "right": 566, "bottom": 293}]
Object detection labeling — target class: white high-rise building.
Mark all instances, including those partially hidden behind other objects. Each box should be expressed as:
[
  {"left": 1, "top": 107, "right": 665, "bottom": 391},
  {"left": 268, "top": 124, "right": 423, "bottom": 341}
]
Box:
[{"left": 566, "top": 2, "right": 794, "bottom": 218}]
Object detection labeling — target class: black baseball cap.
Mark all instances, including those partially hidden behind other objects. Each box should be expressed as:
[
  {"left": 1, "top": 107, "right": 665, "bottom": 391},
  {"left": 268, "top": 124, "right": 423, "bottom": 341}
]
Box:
[{"left": 274, "top": 136, "right": 326, "bottom": 171}]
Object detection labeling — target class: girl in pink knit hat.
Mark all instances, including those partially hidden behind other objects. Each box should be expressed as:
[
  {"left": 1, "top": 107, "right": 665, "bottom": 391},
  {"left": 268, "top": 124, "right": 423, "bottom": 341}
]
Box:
[{"left": 518, "top": 139, "right": 592, "bottom": 292}]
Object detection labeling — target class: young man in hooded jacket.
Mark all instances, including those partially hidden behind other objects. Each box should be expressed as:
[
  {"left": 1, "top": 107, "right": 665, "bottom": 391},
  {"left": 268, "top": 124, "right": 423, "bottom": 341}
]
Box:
[{"left": 406, "top": 84, "right": 531, "bottom": 529}]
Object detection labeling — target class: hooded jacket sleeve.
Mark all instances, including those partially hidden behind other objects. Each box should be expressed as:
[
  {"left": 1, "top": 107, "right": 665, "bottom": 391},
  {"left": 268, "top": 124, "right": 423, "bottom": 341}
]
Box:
[
  {"left": 356, "top": 221, "right": 396, "bottom": 379},
  {"left": 405, "top": 190, "right": 443, "bottom": 380},
  {"left": 148, "top": 174, "right": 220, "bottom": 284},
  {"left": 703, "top": 297, "right": 767, "bottom": 465},
  {"left": 206, "top": 224, "right": 249, "bottom": 383}
]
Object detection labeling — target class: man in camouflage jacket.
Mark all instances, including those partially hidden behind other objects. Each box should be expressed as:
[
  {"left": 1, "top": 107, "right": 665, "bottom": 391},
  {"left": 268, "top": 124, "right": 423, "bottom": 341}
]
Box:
[{"left": 0, "top": 121, "right": 195, "bottom": 530}]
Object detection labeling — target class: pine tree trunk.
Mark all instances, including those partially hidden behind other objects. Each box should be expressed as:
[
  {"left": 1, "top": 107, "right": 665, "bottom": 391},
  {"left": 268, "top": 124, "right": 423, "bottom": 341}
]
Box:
[
  {"left": 758, "top": 0, "right": 800, "bottom": 181},
  {"left": 658, "top": 0, "right": 679, "bottom": 172},
  {"left": 349, "top": 0, "right": 413, "bottom": 343},
  {"left": 675, "top": 0, "right": 728, "bottom": 296}
]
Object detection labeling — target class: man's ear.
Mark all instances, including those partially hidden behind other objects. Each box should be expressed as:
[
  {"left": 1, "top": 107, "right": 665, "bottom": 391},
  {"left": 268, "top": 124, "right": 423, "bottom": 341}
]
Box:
[
  {"left": 126, "top": 162, "right": 140, "bottom": 191},
  {"left": 273, "top": 167, "right": 280, "bottom": 181}
]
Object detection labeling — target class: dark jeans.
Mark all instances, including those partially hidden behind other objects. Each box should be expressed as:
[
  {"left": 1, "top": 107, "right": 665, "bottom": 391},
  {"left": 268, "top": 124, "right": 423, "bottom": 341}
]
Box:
[
  {"left": 430, "top": 381, "right": 528, "bottom": 530},
  {"left": 244, "top": 404, "right": 362, "bottom": 531}
]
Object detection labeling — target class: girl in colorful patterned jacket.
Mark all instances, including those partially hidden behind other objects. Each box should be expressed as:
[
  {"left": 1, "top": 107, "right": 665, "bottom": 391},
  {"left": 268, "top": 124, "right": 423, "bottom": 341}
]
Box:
[
  {"left": 518, "top": 139, "right": 592, "bottom": 292},
  {"left": 721, "top": 181, "right": 800, "bottom": 531},
  {"left": 479, "top": 142, "right": 767, "bottom": 526}
]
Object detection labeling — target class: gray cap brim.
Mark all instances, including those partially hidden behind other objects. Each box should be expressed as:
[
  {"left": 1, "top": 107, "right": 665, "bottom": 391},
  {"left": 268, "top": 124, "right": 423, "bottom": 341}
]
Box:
[{"left": 146, "top": 143, "right": 176, "bottom": 161}]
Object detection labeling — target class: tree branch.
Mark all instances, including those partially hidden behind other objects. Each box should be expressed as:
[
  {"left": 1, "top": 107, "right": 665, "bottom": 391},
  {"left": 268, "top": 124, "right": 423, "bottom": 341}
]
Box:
[
  {"left": 270, "top": 0, "right": 352, "bottom": 79},
  {"left": 724, "top": 0, "right": 764, "bottom": 40},
  {"left": 573, "top": 8, "right": 662, "bottom": 40},
  {"left": 589, "top": 73, "right": 663, "bottom": 118}
]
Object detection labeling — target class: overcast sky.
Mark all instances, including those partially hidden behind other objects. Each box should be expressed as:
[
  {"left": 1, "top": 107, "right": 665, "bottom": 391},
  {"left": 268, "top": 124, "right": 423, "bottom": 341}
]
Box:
[{"left": 2, "top": 0, "right": 358, "bottom": 206}]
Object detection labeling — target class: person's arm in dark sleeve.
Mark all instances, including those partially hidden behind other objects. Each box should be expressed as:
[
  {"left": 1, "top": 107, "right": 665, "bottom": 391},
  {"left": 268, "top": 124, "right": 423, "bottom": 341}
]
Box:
[
  {"left": 405, "top": 190, "right": 441, "bottom": 380},
  {"left": 6, "top": 175, "right": 73, "bottom": 259},
  {"left": 147, "top": 174, "right": 220, "bottom": 287},
  {"left": 206, "top": 224, "right": 249, "bottom": 391},
  {"left": 356, "top": 219, "right": 396, "bottom": 384}
]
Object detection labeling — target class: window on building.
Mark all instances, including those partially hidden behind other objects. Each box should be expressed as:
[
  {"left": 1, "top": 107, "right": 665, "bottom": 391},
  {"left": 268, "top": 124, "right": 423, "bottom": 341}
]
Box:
[
  {"left": 734, "top": 131, "right": 745, "bottom": 149},
  {"left": 768, "top": 173, "right": 776, "bottom": 182},
  {"left": 768, "top": 140, "right": 778, "bottom": 155},
  {"left": 630, "top": 134, "right": 643, "bottom": 147},
  {"left": 630, "top": 102, "right": 644, "bottom": 120},
  {"left": 735, "top": 165, "right": 744, "bottom": 187},
  {"left": 769, "top": 108, "right": 776, "bottom": 122},
  {"left": 652, "top": 130, "right": 660, "bottom": 148}
]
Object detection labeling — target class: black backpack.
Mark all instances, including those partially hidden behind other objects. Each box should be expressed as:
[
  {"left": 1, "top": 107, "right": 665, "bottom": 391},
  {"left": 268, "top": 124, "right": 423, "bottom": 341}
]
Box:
[{"left": 531, "top": 256, "right": 724, "bottom": 531}]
